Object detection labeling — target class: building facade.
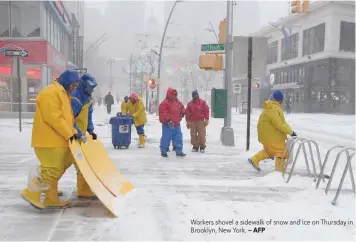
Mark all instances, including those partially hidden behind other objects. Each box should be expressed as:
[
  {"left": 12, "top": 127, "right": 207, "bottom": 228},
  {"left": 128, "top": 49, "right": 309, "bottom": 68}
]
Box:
[
  {"left": 253, "top": 1, "right": 355, "bottom": 114},
  {"left": 0, "top": 1, "right": 80, "bottom": 112}
]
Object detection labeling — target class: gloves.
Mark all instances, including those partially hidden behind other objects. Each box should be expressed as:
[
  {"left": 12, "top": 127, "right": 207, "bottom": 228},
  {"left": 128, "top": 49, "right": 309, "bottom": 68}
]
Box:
[
  {"left": 79, "top": 136, "right": 87, "bottom": 143},
  {"left": 204, "top": 119, "right": 209, "bottom": 127},
  {"left": 186, "top": 121, "right": 190, "bottom": 129},
  {"left": 70, "top": 134, "right": 79, "bottom": 143},
  {"left": 89, "top": 132, "right": 97, "bottom": 140},
  {"left": 167, "top": 120, "right": 174, "bottom": 129},
  {"left": 291, "top": 131, "right": 297, "bottom": 137}
]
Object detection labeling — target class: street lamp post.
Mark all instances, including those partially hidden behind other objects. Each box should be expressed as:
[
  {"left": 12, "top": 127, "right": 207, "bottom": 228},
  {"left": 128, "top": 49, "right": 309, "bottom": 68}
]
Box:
[
  {"left": 220, "top": 0, "right": 235, "bottom": 147},
  {"left": 156, "top": 0, "right": 182, "bottom": 115}
]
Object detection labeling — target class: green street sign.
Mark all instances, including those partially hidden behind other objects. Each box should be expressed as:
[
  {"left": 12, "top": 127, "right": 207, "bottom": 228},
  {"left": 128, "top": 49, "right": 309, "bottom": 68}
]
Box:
[{"left": 201, "top": 43, "right": 225, "bottom": 52}]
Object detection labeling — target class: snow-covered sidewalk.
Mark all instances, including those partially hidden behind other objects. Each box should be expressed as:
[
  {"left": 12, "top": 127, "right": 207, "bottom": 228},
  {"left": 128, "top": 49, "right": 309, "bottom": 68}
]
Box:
[{"left": 0, "top": 105, "right": 354, "bottom": 240}]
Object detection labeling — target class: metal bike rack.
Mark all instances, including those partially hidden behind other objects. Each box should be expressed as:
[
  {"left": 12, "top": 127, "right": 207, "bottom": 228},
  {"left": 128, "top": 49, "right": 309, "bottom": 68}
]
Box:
[
  {"left": 331, "top": 152, "right": 355, "bottom": 205},
  {"left": 278, "top": 139, "right": 355, "bottom": 206},
  {"left": 315, "top": 146, "right": 355, "bottom": 205},
  {"left": 280, "top": 137, "right": 323, "bottom": 184}
]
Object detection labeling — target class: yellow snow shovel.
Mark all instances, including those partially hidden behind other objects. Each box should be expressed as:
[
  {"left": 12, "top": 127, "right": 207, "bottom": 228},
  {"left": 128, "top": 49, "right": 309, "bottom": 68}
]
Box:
[
  {"left": 80, "top": 135, "right": 135, "bottom": 197},
  {"left": 68, "top": 139, "right": 119, "bottom": 217}
]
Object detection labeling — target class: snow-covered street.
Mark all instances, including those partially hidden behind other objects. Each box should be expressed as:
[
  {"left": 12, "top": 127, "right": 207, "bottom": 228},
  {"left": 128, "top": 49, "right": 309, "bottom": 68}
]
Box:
[{"left": 0, "top": 104, "right": 355, "bottom": 240}]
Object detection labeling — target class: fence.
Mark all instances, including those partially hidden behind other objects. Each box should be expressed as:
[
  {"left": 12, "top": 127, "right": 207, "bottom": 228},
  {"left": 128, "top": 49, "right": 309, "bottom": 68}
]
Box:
[{"left": 280, "top": 137, "right": 355, "bottom": 206}]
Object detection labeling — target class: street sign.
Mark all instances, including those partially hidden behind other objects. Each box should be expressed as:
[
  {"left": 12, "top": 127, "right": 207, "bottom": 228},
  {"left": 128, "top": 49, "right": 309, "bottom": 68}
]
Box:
[
  {"left": 201, "top": 43, "right": 225, "bottom": 52},
  {"left": 76, "top": 68, "right": 87, "bottom": 75},
  {"left": 233, "top": 84, "right": 241, "bottom": 94},
  {"left": 232, "top": 36, "right": 268, "bottom": 79},
  {"left": 4, "top": 49, "right": 28, "bottom": 57}
]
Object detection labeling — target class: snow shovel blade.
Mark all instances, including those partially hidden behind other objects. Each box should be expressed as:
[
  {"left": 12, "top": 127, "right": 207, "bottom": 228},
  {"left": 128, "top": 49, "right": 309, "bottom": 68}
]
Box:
[
  {"left": 69, "top": 140, "right": 119, "bottom": 217},
  {"left": 80, "top": 135, "right": 135, "bottom": 197}
]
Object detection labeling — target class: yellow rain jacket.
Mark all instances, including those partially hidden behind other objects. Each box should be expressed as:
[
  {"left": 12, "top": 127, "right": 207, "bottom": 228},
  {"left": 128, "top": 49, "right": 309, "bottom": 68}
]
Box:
[
  {"left": 257, "top": 100, "right": 293, "bottom": 147},
  {"left": 121, "top": 101, "right": 128, "bottom": 115},
  {"left": 31, "top": 81, "right": 77, "bottom": 148},
  {"left": 126, "top": 98, "right": 147, "bottom": 126}
]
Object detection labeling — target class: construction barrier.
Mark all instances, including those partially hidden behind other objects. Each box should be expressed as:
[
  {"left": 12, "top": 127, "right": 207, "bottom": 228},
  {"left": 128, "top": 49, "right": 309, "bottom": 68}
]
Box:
[{"left": 280, "top": 137, "right": 355, "bottom": 206}]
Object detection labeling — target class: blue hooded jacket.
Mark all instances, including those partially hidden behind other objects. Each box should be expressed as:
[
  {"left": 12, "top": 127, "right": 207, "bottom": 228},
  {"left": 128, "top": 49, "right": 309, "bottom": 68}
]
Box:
[
  {"left": 71, "top": 73, "right": 98, "bottom": 137},
  {"left": 57, "top": 70, "right": 80, "bottom": 91}
]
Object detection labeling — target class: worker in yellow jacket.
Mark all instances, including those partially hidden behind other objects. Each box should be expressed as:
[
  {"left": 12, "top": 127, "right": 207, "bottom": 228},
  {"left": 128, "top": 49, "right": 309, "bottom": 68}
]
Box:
[
  {"left": 248, "top": 90, "right": 297, "bottom": 173},
  {"left": 21, "top": 70, "right": 82, "bottom": 209},
  {"left": 125, "top": 93, "right": 147, "bottom": 148},
  {"left": 70, "top": 73, "right": 98, "bottom": 199},
  {"left": 121, "top": 96, "right": 129, "bottom": 115}
]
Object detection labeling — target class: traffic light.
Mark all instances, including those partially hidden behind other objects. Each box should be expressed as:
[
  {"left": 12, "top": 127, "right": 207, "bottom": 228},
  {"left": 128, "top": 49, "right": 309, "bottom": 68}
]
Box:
[
  {"left": 290, "top": 0, "right": 301, "bottom": 13},
  {"left": 302, "top": 0, "right": 310, "bottom": 13},
  {"left": 199, "top": 55, "right": 223, "bottom": 71},
  {"left": 253, "top": 82, "right": 260, "bottom": 89},
  {"left": 218, "top": 19, "right": 227, "bottom": 44}
]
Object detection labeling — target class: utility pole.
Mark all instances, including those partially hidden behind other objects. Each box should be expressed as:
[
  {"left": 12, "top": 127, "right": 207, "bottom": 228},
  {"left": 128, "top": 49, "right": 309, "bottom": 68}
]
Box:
[
  {"left": 220, "top": 0, "right": 235, "bottom": 147},
  {"left": 129, "top": 54, "right": 132, "bottom": 94},
  {"left": 109, "top": 58, "right": 113, "bottom": 91},
  {"left": 156, "top": 0, "right": 182, "bottom": 115}
]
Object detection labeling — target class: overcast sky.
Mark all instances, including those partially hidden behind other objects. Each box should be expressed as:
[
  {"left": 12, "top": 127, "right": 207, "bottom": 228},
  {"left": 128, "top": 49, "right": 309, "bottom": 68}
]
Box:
[{"left": 85, "top": 0, "right": 293, "bottom": 30}]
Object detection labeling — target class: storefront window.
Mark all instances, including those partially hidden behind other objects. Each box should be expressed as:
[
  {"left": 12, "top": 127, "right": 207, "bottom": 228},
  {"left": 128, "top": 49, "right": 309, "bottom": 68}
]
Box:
[
  {"left": 0, "top": 2, "right": 10, "bottom": 37},
  {"left": 50, "top": 15, "right": 54, "bottom": 45},
  {"left": 47, "top": 7, "right": 51, "bottom": 42},
  {"left": 295, "top": 92, "right": 300, "bottom": 103},
  {"left": 10, "top": 1, "right": 40, "bottom": 37}
]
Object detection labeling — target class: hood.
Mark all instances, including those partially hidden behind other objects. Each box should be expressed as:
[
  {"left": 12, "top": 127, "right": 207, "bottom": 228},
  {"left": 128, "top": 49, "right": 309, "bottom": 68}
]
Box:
[
  {"left": 263, "top": 100, "right": 281, "bottom": 110},
  {"left": 166, "top": 88, "right": 177, "bottom": 99},
  {"left": 78, "top": 73, "right": 97, "bottom": 96},
  {"left": 57, "top": 70, "right": 81, "bottom": 91}
]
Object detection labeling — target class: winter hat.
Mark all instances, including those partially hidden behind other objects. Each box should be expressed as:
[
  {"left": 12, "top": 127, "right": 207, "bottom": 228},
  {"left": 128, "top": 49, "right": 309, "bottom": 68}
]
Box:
[
  {"left": 192, "top": 90, "right": 199, "bottom": 96},
  {"left": 130, "top": 93, "right": 138, "bottom": 101},
  {"left": 272, "top": 90, "right": 284, "bottom": 101}
]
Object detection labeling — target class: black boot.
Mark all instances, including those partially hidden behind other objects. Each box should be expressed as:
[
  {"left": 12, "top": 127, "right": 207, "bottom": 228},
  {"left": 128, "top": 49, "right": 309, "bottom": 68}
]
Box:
[
  {"left": 200, "top": 146, "right": 206, "bottom": 153},
  {"left": 192, "top": 146, "right": 199, "bottom": 152},
  {"left": 161, "top": 152, "right": 168, "bottom": 158},
  {"left": 176, "top": 152, "right": 186, "bottom": 157}
]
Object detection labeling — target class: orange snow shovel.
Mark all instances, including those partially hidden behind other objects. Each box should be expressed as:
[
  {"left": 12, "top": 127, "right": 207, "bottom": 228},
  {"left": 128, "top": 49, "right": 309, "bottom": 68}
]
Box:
[{"left": 80, "top": 135, "right": 135, "bottom": 197}]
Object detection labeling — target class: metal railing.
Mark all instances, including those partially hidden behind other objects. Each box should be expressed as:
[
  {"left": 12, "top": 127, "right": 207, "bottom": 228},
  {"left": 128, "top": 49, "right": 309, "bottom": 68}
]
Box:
[
  {"left": 280, "top": 137, "right": 323, "bottom": 183},
  {"left": 279, "top": 137, "right": 355, "bottom": 205},
  {"left": 316, "top": 146, "right": 355, "bottom": 205}
]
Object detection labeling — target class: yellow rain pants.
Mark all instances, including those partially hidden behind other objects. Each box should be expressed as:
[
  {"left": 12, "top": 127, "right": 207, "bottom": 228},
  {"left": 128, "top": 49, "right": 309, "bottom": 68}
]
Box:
[{"left": 250, "top": 142, "right": 289, "bottom": 172}]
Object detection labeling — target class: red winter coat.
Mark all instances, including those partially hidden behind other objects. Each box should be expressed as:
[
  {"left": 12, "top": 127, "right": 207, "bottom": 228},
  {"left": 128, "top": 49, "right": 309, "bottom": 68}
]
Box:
[
  {"left": 185, "top": 98, "right": 210, "bottom": 122},
  {"left": 159, "top": 88, "right": 185, "bottom": 127}
]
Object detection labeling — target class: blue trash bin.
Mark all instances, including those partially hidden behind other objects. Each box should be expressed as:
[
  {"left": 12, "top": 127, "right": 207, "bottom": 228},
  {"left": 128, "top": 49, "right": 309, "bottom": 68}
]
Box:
[{"left": 109, "top": 113, "right": 133, "bottom": 149}]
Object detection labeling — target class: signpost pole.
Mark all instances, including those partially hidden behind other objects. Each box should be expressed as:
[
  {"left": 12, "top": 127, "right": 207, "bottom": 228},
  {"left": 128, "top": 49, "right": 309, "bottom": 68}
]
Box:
[
  {"left": 236, "top": 93, "right": 238, "bottom": 113},
  {"left": 246, "top": 37, "right": 253, "bottom": 151},
  {"left": 16, "top": 57, "right": 22, "bottom": 132}
]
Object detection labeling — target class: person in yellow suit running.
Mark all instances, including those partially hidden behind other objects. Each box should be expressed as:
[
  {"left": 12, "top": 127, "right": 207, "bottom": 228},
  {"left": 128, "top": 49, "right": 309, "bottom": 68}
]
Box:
[
  {"left": 70, "top": 73, "right": 98, "bottom": 199},
  {"left": 21, "top": 70, "right": 82, "bottom": 209},
  {"left": 124, "top": 93, "right": 147, "bottom": 148},
  {"left": 248, "top": 90, "right": 297, "bottom": 173},
  {"left": 121, "top": 96, "right": 129, "bottom": 114}
]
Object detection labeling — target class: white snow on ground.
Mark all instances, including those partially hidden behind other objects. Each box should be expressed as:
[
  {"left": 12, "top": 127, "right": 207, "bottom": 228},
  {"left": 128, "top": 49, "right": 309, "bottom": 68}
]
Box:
[{"left": 0, "top": 104, "right": 355, "bottom": 240}]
